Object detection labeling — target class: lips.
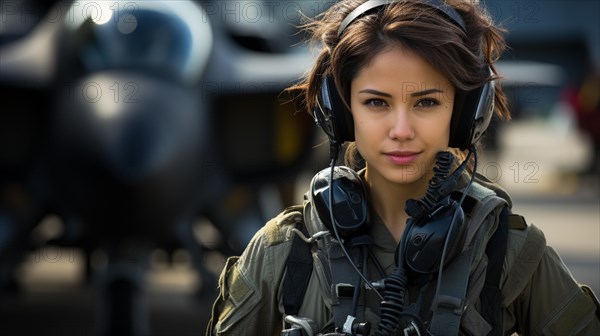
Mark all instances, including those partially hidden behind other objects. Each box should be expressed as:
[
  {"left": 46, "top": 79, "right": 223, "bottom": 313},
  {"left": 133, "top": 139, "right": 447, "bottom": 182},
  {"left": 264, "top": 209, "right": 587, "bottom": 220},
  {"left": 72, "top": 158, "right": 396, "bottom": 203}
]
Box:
[{"left": 384, "top": 151, "right": 421, "bottom": 164}]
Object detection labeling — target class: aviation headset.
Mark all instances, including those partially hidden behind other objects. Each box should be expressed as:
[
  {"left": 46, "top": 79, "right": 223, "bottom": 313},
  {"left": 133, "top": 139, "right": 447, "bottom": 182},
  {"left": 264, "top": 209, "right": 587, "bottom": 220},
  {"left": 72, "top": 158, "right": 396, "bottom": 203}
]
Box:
[{"left": 313, "top": 0, "right": 496, "bottom": 151}]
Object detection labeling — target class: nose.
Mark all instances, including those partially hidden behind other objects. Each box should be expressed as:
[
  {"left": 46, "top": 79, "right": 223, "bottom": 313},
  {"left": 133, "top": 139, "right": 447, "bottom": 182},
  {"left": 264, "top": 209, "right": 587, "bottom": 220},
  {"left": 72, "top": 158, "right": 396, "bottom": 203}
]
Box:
[{"left": 388, "top": 109, "right": 415, "bottom": 141}]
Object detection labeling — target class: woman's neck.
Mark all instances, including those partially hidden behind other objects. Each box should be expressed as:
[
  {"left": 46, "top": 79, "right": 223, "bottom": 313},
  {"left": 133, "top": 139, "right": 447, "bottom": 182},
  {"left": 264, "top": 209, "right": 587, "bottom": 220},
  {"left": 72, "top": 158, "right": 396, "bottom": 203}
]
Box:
[{"left": 364, "top": 169, "right": 432, "bottom": 243}]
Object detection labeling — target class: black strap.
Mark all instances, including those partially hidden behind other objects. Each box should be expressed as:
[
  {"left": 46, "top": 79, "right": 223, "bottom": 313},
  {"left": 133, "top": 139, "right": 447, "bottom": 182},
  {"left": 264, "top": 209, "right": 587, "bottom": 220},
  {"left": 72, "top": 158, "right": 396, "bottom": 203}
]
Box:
[
  {"left": 429, "top": 244, "right": 476, "bottom": 335},
  {"left": 329, "top": 237, "right": 370, "bottom": 330},
  {"left": 479, "top": 207, "right": 510, "bottom": 336},
  {"left": 283, "top": 222, "right": 314, "bottom": 316}
]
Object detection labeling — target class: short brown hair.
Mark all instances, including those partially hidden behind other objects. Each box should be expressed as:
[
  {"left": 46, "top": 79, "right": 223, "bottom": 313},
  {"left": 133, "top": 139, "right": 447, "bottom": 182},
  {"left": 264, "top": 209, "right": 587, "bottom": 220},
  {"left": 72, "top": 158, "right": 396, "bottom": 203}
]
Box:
[{"left": 289, "top": 0, "right": 510, "bottom": 168}]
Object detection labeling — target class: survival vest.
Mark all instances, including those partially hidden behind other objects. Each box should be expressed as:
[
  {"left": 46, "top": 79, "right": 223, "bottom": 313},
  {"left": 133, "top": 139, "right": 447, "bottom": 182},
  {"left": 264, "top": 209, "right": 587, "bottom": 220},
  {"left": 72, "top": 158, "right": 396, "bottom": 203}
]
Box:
[{"left": 281, "top": 169, "right": 530, "bottom": 336}]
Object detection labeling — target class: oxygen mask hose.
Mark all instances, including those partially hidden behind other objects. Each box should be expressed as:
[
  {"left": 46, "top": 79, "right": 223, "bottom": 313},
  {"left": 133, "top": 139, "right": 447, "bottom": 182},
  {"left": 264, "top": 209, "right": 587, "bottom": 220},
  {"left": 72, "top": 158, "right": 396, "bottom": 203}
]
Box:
[{"left": 405, "top": 151, "right": 454, "bottom": 221}]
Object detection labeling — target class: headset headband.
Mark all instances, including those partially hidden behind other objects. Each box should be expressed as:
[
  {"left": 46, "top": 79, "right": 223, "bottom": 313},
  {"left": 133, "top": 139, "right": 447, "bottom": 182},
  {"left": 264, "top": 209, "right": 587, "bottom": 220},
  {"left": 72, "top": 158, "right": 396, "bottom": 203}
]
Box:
[
  {"left": 317, "top": 0, "right": 495, "bottom": 150},
  {"left": 337, "top": 0, "right": 467, "bottom": 37}
]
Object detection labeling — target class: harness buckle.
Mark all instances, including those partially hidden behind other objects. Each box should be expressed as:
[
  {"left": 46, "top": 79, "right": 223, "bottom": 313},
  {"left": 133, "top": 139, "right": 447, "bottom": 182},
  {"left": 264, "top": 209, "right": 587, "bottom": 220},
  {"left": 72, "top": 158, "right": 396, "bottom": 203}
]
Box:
[{"left": 436, "top": 294, "right": 465, "bottom": 315}]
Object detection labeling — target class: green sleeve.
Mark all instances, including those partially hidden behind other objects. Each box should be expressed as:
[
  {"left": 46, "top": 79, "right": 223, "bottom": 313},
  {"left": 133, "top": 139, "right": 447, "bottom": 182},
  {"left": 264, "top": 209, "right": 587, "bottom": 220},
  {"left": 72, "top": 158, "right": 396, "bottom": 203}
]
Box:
[
  {"left": 503, "top": 225, "right": 600, "bottom": 335},
  {"left": 206, "top": 209, "right": 302, "bottom": 336}
]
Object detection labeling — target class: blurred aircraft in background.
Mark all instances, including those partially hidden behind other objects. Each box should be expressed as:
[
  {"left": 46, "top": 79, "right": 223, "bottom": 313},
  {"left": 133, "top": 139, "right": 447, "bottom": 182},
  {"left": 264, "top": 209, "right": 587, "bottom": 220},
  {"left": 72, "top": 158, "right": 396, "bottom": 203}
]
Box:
[{"left": 0, "top": 0, "right": 326, "bottom": 335}]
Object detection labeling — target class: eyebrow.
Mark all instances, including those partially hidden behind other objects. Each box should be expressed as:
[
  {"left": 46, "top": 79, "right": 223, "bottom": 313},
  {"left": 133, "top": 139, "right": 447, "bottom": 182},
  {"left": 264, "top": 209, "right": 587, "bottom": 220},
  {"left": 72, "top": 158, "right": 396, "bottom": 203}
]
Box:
[{"left": 358, "top": 88, "right": 444, "bottom": 97}]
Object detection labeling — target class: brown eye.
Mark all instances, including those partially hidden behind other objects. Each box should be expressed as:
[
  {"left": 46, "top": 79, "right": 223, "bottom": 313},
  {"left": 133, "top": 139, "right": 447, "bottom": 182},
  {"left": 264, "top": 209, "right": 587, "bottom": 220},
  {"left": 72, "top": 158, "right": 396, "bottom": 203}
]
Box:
[
  {"left": 365, "top": 98, "right": 388, "bottom": 108},
  {"left": 415, "top": 98, "right": 440, "bottom": 108}
]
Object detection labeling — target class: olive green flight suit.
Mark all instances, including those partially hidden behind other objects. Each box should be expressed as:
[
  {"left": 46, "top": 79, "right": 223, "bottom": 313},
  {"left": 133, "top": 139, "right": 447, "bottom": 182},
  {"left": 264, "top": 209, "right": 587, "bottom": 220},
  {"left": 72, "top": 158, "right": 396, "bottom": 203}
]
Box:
[{"left": 207, "top": 174, "right": 600, "bottom": 335}]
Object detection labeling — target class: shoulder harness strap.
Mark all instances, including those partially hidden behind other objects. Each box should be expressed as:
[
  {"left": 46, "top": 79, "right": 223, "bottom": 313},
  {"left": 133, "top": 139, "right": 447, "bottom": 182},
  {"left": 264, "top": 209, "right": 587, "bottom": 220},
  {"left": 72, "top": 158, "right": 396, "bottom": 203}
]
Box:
[
  {"left": 430, "top": 176, "right": 510, "bottom": 336},
  {"left": 429, "top": 241, "right": 477, "bottom": 335},
  {"left": 429, "top": 206, "right": 511, "bottom": 336},
  {"left": 283, "top": 220, "right": 313, "bottom": 316},
  {"left": 479, "top": 207, "right": 510, "bottom": 336}
]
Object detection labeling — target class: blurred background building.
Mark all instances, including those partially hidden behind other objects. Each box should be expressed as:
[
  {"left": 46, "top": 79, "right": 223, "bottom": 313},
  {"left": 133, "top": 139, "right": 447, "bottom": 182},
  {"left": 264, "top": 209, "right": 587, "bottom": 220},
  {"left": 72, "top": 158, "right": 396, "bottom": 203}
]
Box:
[{"left": 0, "top": 1, "right": 598, "bottom": 335}]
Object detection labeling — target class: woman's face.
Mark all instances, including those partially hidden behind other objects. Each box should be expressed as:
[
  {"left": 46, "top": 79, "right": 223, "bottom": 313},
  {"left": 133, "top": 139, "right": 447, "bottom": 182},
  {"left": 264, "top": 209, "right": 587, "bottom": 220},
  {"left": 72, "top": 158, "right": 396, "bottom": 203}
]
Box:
[{"left": 350, "top": 46, "right": 455, "bottom": 187}]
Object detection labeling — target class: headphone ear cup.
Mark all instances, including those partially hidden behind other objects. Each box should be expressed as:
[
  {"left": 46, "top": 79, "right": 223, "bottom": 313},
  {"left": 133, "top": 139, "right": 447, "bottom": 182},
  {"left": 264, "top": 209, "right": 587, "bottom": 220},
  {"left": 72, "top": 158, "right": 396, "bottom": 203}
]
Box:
[
  {"left": 309, "top": 166, "right": 370, "bottom": 238},
  {"left": 449, "top": 70, "right": 495, "bottom": 150},
  {"left": 403, "top": 201, "right": 467, "bottom": 274},
  {"left": 314, "top": 76, "right": 355, "bottom": 143}
]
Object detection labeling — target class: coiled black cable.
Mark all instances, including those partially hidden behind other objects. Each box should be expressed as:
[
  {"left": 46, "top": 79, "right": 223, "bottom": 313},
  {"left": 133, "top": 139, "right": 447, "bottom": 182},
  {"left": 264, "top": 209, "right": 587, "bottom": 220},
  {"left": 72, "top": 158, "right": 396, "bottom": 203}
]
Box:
[
  {"left": 375, "top": 264, "right": 409, "bottom": 335},
  {"left": 405, "top": 152, "right": 454, "bottom": 221}
]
